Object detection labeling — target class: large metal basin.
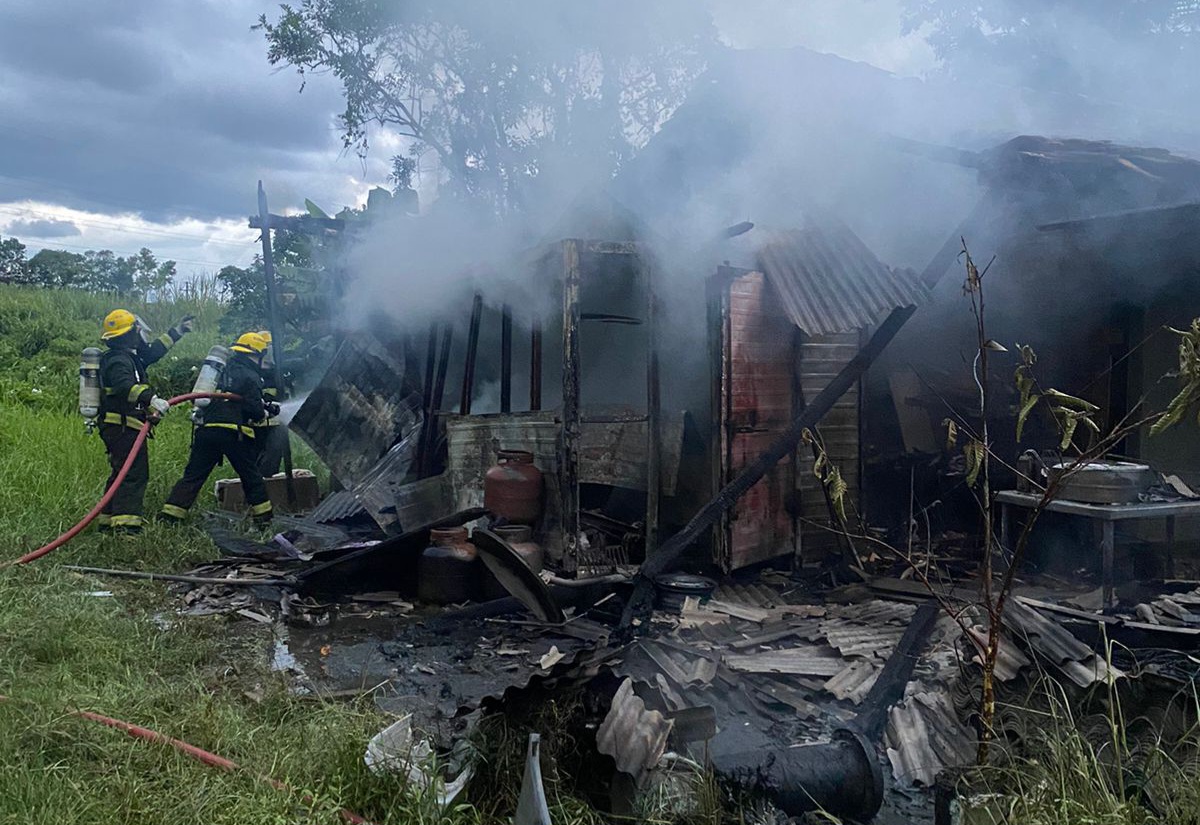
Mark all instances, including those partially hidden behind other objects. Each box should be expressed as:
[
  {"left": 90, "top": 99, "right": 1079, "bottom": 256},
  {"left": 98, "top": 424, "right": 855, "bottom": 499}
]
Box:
[{"left": 1048, "top": 460, "right": 1154, "bottom": 504}]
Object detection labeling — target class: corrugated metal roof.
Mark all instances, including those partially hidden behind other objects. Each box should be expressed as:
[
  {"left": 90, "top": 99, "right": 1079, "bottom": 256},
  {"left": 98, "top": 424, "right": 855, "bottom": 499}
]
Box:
[
  {"left": 1002, "top": 599, "right": 1123, "bottom": 687},
  {"left": 755, "top": 221, "right": 927, "bottom": 336},
  {"left": 724, "top": 644, "right": 845, "bottom": 676},
  {"left": 310, "top": 490, "right": 366, "bottom": 523},
  {"left": 819, "top": 621, "right": 905, "bottom": 660},
  {"left": 885, "top": 689, "right": 976, "bottom": 787},
  {"left": 824, "top": 661, "right": 880, "bottom": 704},
  {"left": 596, "top": 678, "right": 673, "bottom": 780}
]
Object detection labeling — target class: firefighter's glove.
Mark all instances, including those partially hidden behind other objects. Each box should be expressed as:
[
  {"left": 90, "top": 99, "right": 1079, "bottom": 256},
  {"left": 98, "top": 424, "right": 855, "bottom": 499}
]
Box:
[
  {"left": 149, "top": 396, "right": 171, "bottom": 417},
  {"left": 264, "top": 401, "right": 282, "bottom": 418},
  {"left": 174, "top": 315, "right": 196, "bottom": 335}
]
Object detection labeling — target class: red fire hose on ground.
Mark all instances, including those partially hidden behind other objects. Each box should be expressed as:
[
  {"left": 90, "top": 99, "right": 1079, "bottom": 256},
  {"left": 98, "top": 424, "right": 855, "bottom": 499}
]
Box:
[
  {"left": 0, "top": 695, "right": 369, "bottom": 823},
  {"left": 8, "top": 391, "right": 241, "bottom": 567}
]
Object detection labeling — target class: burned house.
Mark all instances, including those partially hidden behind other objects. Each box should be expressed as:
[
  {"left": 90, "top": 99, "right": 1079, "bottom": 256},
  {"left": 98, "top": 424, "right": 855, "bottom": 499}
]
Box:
[
  {"left": 291, "top": 210, "right": 927, "bottom": 576},
  {"left": 178, "top": 46, "right": 1200, "bottom": 825}
]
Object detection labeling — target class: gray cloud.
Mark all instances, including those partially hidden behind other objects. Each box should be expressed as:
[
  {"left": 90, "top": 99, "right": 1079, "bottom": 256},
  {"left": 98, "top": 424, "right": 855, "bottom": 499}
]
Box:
[
  {"left": 0, "top": 0, "right": 382, "bottom": 224},
  {"left": 5, "top": 218, "right": 81, "bottom": 238}
]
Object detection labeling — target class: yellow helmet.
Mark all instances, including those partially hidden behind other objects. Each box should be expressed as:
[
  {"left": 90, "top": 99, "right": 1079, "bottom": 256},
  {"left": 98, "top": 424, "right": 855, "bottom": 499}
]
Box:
[
  {"left": 257, "top": 330, "right": 273, "bottom": 344},
  {"left": 101, "top": 309, "right": 137, "bottom": 340},
  {"left": 231, "top": 332, "right": 269, "bottom": 355}
]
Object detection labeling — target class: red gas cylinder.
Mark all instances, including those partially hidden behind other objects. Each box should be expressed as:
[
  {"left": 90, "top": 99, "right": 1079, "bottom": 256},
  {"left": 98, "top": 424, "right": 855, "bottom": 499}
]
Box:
[
  {"left": 418, "top": 527, "right": 480, "bottom": 605},
  {"left": 484, "top": 450, "right": 543, "bottom": 524}
]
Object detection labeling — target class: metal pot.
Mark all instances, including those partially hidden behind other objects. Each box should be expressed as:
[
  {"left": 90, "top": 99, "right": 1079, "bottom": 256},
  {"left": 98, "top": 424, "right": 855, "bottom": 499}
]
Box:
[
  {"left": 653, "top": 573, "right": 717, "bottom": 613},
  {"left": 1048, "top": 460, "right": 1154, "bottom": 504}
]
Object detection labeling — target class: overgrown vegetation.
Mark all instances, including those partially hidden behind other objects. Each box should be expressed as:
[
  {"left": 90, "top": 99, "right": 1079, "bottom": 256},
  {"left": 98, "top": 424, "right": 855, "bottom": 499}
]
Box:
[{"left": 963, "top": 670, "right": 1200, "bottom": 825}]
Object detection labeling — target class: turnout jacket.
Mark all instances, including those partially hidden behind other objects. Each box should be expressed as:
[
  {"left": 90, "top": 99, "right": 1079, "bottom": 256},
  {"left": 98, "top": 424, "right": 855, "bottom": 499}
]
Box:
[
  {"left": 202, "top": 352, "right": 267, "bottom": 437},
  {"left": 98, "top": 329, "right": 179, "bottom": 429}
]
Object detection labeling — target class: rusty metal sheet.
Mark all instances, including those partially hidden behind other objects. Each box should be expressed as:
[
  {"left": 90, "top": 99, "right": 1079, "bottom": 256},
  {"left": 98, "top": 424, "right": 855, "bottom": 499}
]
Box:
[
  {"left": 754, "top": 220, "right": 927, "bottom": 336},
  {"left": 720, "top": 270, "right": 798, "bottom": 571}
]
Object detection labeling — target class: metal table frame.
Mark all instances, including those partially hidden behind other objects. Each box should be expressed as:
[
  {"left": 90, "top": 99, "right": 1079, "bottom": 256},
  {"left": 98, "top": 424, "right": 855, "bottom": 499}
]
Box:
[{"left": 996, "top": 490, "right": 1200, "bottom": 606}]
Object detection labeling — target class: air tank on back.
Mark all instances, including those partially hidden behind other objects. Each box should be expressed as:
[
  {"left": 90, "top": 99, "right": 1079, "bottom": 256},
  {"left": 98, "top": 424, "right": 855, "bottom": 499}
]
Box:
[
  {"left": 79, "top": 347, "right": 101, "bottom": 428},
  {"left": 191, "top": 345, "right": 231, "bottom": 407}
]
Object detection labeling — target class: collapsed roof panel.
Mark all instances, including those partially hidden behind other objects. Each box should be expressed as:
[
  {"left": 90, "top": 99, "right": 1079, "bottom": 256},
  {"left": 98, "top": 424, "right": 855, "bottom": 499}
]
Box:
[
  {"left": 755, "top": 221, "right": 928, "bottom": 336},
  {"left": 290, "top": 334, "right": 424, "bottom": 486}
]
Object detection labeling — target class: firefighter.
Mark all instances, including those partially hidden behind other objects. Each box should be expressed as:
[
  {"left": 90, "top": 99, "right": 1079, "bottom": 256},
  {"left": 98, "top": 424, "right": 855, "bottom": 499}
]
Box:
[
  {"left": 97, "top": 309, "right": 195, "bottom": 534},
  {"left": 254, "top": 330, "right": 291, "bottom": 477},
  {"left": 160, "top": 332, "right": 281, "bottom": 524}
]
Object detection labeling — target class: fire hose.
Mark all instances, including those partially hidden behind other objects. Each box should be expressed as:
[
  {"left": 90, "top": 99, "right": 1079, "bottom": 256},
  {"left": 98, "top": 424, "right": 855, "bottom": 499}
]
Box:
[
  {"left": 0, "top": 695, "right": 369, "bottom": 823},
  {"left": 8, "top": 391, "right": 241, "bottom": 567}
]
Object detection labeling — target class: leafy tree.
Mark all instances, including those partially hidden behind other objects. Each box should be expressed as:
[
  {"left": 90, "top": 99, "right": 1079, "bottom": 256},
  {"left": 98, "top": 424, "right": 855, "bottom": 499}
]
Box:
[
  {"left": 0, "top": 236, "right": 31, "bottom": 284},
  {"left": 81, "top": 249, "right": 131, "bottom": 293},
  {"left": 904, "top": 0, "right": 1196, "bottom": 102},
  {"left": 27, "top": 249, "right": 89, "bottom": 289},
  {"left": 257, "top": 0, "right": 716, "bottom": 212}
]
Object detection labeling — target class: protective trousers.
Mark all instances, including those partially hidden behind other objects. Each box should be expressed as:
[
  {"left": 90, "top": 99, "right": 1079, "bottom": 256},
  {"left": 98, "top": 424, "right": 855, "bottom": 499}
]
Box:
[
  {"left": 162, "top": 427, "right": 273, "bottom": 521},
  {"left": 255, "top": 424, "right": 290, "bottom": 477},
  {"left": 99, "top": 423, "right": 149, "bottom": 529}
]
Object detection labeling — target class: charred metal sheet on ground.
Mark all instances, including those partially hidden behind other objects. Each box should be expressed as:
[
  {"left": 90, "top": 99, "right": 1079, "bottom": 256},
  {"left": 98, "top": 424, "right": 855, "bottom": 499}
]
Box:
[
  {"left": 885, "top": 689, "right": 976, "bottom": 787},
  {"left": 1003, "top": 598, "right": 1123, "bottom": 687},
  {"left": 284, "top": 615, "right": 606, "bottom": 743},
  {"left": 309, "top": 489, "right": 366, "bottom": 523},
  {"left": 724, "top": 644, "right": 845, "bottom": 676},
  {"left": 712, "top": 581, "right": 785, "bottom": 608},
  {"left": 754, "top": 220, "right": 928, "bottom": 336},
  {"left": 597, "top": 678, "right": 674, "bottom": 782},
  {"left": 827, "top": 599, "right": 918, "bottom": 625},
  {"left": 824, "top": 660, "right": 880, "bottom": 704},
  {"left": 818, "top": 620, "right": 906, "bottom": 660},
  {"left": 472, "top": 528, "right": 565, "bottom": 624}
]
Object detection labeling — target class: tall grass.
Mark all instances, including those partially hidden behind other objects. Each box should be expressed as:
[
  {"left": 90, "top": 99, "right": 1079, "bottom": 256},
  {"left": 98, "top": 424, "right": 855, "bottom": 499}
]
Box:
[{"left": 962, "top": 666, "right": 1200, "bottom": 825}]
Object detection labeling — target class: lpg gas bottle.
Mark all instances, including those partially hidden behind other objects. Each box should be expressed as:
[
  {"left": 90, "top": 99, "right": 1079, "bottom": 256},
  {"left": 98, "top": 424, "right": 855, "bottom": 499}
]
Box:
[
  {"left": 78, "top": 347, "right": 101, "bottom": 426},
  {"left": 483, "top": 450, "right": 543, "bottom": 523},
  {"left": 191, "top": 345, "right": 231, "bottom": 408},
  {"left": 417, "top": 527, "right": 481, "bottom": 605}
]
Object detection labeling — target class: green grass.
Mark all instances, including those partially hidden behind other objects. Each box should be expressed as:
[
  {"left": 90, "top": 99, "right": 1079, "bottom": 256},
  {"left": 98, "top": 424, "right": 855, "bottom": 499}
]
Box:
[
  {"left": 0, "top": 284, "right": 474, "bottom": 824},
  {"left": 961, "top": 670, "right": 1200, "bottom": 825}
]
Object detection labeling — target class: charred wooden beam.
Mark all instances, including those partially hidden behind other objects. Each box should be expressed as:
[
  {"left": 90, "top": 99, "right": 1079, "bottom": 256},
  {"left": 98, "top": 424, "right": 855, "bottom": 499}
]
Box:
[
  {"left": 500, "top": 304, "right": 513, "bottom": 413},
  {"left": 420, "top": 325, "right": 454, "bottom": 477},
  {"left": 560, "top": 240, "right": 583, "bottom": 571},
  {"left": 248, "top": 214, "right": 346, "bottom": 233},
  {"left": 460, "top": 293, "right": 483, "bottom": 415},
  {"left": 645, "top": 265, "right": 662, "bottom": 556},
  {"left": 530, "top": 319, "right": 543, "bottom": 411},
  {"left": 415, "top": 323, "right": 439, "bottom": 474}
]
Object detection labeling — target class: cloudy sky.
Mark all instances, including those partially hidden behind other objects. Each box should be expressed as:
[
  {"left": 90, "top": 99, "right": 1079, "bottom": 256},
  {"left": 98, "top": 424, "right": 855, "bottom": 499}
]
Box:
[{"left": 0, "top": 0, "right": 927, "bottom": 276}]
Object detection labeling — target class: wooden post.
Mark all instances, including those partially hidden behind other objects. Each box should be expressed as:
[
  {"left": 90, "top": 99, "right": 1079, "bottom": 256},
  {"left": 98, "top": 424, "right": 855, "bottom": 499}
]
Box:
[
  {"left": 416, "top": 323, "right": 438, "bottom": 476},
  {"left": 560, "top": 240, "right": 582, "bottom": 571},
  {"left": 256, "top": 181, "right": 295, "bottom": 507},
  {"left": 460, "top": 293, "right": 483, "bottom": 415},
  {"left": 530, "top": 320, "right": 543, "bottom": 411},
  {"left": 500, "top": 304, "right": 513, "bottom": 413},
  {"left": 645, "top": 262, "right": 662, "bottom": 557},
  {"left": 420, "top": 325, "right": 453, "bottom": 477}
]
